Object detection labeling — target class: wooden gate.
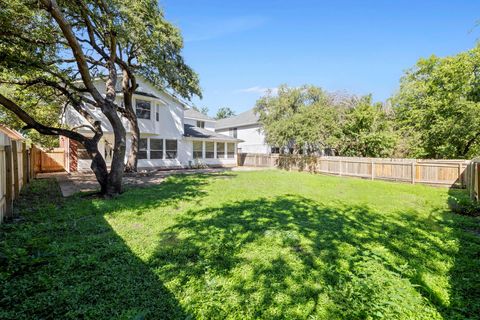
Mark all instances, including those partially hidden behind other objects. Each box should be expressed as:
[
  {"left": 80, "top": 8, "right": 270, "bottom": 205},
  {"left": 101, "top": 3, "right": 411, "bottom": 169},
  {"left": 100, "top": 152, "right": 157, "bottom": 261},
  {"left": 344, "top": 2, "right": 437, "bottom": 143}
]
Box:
[{"left": 33, "top": 147, "right": 65, "bottom": 173}]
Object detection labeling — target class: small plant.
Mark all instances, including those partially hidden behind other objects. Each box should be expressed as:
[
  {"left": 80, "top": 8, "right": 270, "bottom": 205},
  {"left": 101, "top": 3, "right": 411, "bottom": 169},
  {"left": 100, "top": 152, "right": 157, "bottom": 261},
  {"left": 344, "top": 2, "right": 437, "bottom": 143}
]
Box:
[{"left": 449, "top": 196, "right": 480, "bottom": 216}]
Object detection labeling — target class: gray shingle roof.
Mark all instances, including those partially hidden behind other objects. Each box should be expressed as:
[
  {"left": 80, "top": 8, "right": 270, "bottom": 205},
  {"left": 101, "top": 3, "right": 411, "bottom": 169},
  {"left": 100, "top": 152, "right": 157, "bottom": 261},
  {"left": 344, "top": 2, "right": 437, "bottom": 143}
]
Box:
[
  {"left": 184, "top": 124, "right": 243, "bottom": 142},
  {"left": 184, "top": 108, "right": 213, "bottom": 121},
  {"left": 215, "top": 108, "right": 259, "bottom": 130}
]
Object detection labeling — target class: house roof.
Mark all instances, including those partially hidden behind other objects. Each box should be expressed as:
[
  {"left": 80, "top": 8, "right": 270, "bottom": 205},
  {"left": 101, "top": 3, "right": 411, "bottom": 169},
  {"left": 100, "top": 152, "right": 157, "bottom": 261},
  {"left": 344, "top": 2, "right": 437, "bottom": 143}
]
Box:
[
  {"left": 215, "top": 108, "right": 259, "bottom": 130},
  {"left": 0, "top": 124, "right": 25, "bottom": 141},
  {"left": 184, "top": 108, "right": 213, "bottom": 121},
  {"left": 184, "top": 124, "right": 242, "bottom": 142}
]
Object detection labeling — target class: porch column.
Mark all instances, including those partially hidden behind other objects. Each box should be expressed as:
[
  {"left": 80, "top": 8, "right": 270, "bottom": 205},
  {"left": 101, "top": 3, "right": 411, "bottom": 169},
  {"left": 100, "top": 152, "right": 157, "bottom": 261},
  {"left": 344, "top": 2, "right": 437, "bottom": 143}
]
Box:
[
  {"left": 163, "top": 139, "right": 166, "bottom": 160},
  {"left": 214, "top": 141, "right": 217, "bottom": 159},
  {"left": 224, "top": 142, "right": 227, "bottom": 159},
  {"left": 202, "top": 141, "right": 206, "bottom": 159}
]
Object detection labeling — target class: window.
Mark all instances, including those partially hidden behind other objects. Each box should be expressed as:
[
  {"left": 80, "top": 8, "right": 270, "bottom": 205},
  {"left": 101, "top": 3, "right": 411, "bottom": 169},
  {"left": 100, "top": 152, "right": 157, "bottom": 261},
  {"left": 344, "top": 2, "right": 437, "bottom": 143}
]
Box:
[
  {"left": 205, "top": 142, "right": 214, "bottom": 158},
  {"left": 138, "top": 138, "right": 148, "bottom": 159},
  {"left": 193, "top": 141, "right": 203, "bottom": 159},
  {"left": 227, "top": 143, "right": 235, "bottom": 158},
  {"left": 156, "top": 106, "right": 159, "bottom": 121},
  {"left": 229, "top": 128, "right": 237, "bottom": 138},
  {"left": 196, "top": 120, "right": 205, "bottom": 128},
  {"left": 271, "top": 147, "right": 280, "bottom": 154},
  {"left": 216, "top": 142, "right": 225, "bottom": 158},
  {"left": 136, "top": 99, "right": 151, "bottom": 119},
  {"left": 150, "top": 139, "right": 163, "bottom": 159},
  {"left": 166, "top": 139, "right": 177, "bottom": 159}
]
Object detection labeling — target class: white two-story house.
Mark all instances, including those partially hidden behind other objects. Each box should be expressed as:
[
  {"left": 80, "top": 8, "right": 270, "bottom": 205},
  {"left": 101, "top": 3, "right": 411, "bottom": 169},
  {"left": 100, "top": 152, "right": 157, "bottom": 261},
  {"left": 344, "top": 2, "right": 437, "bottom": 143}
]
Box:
[
  {"left": 61, "top": 76, "right": 241, "bottom": 172},
  {"left": 215, "top": 108, "right": 273, "bottom": 154}
]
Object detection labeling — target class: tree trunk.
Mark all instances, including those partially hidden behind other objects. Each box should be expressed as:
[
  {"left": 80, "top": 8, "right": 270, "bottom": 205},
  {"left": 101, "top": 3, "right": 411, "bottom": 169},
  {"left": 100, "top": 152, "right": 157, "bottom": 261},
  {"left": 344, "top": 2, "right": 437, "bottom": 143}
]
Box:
[
  {"left": 84, "top": 140, "right": 109, "bottom": 194},
  {"left": 122, "top": 72, "right": 139, "bottom": 172},
  {"left": 103, "top": 108, "right": 127, "bottom": 196},
  {"left": 124, "top": 109, "right": 139, "bottom": 172}
]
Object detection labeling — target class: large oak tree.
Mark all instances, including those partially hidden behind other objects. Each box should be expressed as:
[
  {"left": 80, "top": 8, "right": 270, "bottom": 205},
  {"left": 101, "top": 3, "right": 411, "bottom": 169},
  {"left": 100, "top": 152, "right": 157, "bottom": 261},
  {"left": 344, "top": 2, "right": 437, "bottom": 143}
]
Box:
[{"left": 0, "top": 0, "right": 200, "bottom": 195}]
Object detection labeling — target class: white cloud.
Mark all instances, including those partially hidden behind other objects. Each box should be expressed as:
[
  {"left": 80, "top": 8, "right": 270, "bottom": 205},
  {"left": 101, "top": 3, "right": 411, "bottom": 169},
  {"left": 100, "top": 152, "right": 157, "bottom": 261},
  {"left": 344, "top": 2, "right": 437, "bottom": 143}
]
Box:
[{"left": 236, "top": 86, "right": 278, "bottom": 95}]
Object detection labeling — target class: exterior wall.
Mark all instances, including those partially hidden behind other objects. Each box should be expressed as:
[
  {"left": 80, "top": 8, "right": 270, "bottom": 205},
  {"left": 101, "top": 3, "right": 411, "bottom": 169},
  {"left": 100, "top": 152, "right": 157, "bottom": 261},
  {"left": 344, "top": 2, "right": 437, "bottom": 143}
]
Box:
[
  {"left": 217, "top": 124, "right": 270, "bottom": 154},
  {"left": 64, "top": 77, "right": 238, "bottom": 171},
  {"left": 184, "top": 118, "right": 216, "bottom": 131}
]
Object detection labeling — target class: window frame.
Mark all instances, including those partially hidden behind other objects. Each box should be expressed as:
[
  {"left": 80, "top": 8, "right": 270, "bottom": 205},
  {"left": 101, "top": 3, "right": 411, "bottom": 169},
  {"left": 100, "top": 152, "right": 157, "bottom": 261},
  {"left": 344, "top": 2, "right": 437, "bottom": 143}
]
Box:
[
  {"left": 216, "top": 142, "right": 225, "bottom": 159},
  {"left": 150, "top": 138, "right": 164, "bottom": 159},
  {"left": 227, "top": 143, "right": 235, "bottom": 158},
  {"left": 205, "top": 141, "right": 215, "bottom": 159},
  {"left": 196, "top": 120, "right": 205, "bottom": 128},
  {"left": 165, "top": 139, "right": 177, "bottom": 159},
  {"left": 193, "top": 140, "right": 203, "bottom": 159},
  {"left": 135, "top": 99, "right": 152, "bottom": 120},
  {"left": 138, "top": 138, "right": 148, "bottom": 159}
]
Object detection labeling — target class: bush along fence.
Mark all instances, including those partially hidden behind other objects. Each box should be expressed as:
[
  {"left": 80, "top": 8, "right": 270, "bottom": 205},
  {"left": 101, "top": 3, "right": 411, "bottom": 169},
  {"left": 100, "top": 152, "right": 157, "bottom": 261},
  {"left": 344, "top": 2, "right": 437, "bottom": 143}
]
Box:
[
  {"left": 238, "top": 153, "right": 472, "bottom": 189},
  {"left": 0, "top": 125, "right": 66, "bottom": 223}
]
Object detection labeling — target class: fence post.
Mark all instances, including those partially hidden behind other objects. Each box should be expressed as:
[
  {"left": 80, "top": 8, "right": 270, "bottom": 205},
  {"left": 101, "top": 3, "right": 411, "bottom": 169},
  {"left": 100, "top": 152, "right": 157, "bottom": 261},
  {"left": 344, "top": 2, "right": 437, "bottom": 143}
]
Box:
[
  {"left": 371, "top": 160, "right": 375, "bottom": 180},
  {"left": 11, "top": 141, "right": 19, "bottom": 199},
  {"left": 22, "top": 142, "right": 28, "bottom": 186},
  {"left": 411, "top": 162, "right": 416, "bottom": 184},
  {"left": 5, "top": 145, "right": 13, "bottom": 219},
  {"left": 458, "top": 163, "right": 463, "bottom": 188},
  {"left": 30, "top": 145, "right": 35, "bottom": 179},
  {"left": 477, "top": 163, "right": 480, "bottom": 201}
]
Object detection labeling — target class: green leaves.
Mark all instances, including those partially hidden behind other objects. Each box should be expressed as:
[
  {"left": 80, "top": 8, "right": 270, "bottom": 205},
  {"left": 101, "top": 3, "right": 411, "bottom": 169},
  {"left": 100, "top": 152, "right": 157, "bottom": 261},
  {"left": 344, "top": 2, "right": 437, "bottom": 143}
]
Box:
[
  {"left": 255, "top": 85, "right": 395, "bottom": 157},
  {"left": 393, "top": 46, "right": 480, "bottom": 159}
]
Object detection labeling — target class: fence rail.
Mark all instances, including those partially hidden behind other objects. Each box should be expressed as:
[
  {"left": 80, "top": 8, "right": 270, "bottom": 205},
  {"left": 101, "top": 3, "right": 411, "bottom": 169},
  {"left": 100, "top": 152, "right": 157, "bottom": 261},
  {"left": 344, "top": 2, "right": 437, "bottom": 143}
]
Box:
[{"left": 238, "top": 153, "right": 471, "bottom": 188}]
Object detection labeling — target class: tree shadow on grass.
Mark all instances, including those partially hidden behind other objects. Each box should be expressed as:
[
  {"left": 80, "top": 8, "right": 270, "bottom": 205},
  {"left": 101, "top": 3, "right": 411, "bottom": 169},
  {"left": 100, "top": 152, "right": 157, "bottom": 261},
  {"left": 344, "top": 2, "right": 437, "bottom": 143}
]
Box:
[
  {"left": 148, "top": 193, "right": 479, "bottom": 319},
  {"left": 443, "top": 188, "right": 480, "bottom": 319},
  {"left": 2, "top": 173, "right": 479, "bottom": 319},
  {"left": 0, "top": 174, "right": 219, "bottom": 319}
]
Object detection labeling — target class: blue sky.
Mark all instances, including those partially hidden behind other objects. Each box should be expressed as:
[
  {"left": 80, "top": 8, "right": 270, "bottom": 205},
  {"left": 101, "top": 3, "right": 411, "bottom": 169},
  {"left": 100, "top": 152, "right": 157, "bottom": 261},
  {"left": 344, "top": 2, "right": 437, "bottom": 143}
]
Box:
[{"left": 161, "top": 0, "right": 480, "bottom": 116}]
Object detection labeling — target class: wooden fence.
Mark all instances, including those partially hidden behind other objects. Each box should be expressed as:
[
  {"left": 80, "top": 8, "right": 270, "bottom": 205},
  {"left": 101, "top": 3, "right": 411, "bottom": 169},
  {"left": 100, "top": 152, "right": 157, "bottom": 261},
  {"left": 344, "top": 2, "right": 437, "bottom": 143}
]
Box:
[
  {"left": 1, "top": 129, "right": 65, "bottom": 222},
  {"left": 466, "top": 158, "right": 480, "bottom": 201},
  {"left": 238, "top": 153, "right": 471, "bottom": 188},
  {"left": 0, "top": 140, "right": 33, "bottom": 222}
]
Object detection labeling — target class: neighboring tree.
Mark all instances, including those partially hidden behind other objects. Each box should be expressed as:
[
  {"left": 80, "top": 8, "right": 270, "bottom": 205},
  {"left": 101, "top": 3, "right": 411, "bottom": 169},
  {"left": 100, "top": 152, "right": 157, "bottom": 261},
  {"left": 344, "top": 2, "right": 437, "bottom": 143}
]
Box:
[
  {"left": 337, "top": 96, "right": 397, "bottom": 157},
  {"left": 255, "top": 85, "right": 341, "bottom": 154},
  {"left": 393, "top": 46, "right": 480, "bottom": 159},
  {"left": 0, "top": 0, "right": 200, "bottom": 195},
  {"left": 215, "top": 107, "right": 235, "bottom": 119},
  {"left": 192, "top": 105, "right": 209, "bottom": 116},
  {"left": 0, "top": 85, "right": 61, "bottom": 147}
]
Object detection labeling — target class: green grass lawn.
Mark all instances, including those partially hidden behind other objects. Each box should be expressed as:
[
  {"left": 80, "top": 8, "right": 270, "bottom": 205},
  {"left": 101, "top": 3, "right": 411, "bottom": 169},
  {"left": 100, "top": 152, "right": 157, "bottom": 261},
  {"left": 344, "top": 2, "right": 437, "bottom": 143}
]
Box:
[{"left": 1, "top": 170, "right": 479, "bottom": 319}]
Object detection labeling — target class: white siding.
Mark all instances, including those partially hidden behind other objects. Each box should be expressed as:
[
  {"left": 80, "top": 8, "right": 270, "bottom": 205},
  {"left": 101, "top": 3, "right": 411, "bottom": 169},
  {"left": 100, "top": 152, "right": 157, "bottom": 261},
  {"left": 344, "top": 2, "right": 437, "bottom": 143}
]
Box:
[{"left": 217, "top": 124, "right": 270, "bottom": 154}]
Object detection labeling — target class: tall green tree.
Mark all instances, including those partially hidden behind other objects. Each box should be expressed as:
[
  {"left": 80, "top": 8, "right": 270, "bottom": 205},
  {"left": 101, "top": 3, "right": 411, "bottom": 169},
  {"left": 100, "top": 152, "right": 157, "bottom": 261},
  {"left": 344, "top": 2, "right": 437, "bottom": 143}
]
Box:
[
  {"left": 0, "top": 0, "right": 200, "bottom": 195},
  {"left": 393, "top": 45, "right": 480, "bottom": 159},
  {"left": 338, "top": 96, "right": 397, "bottom": 157},
  {"left": 215, "top": 107, "right": 235, "bottom": 119},
  {"left": 255, "top": 85, "right": 341, "bottom": 154}
]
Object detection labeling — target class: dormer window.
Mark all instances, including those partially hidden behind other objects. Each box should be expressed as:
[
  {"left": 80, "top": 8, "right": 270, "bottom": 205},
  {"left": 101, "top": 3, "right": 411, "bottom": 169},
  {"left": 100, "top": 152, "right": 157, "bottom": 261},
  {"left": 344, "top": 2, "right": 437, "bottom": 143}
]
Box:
[
  {"left": 196, "top": 120, "right": 205, "bottom": 128},
  {"left": 136, "top": 99, "right": 151, "bottom": 119}
]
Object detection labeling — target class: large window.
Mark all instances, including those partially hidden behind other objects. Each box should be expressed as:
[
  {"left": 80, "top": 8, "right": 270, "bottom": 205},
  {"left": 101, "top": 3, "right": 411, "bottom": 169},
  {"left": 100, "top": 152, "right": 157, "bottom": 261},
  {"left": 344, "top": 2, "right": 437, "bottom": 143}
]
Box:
[
  {"left": 227, "top": 143, "right": 235, "bottom": 158},
  {"left": 166, "top": 140, "right": 177, "bottom": 159},
  {"left": 138, "top": 138, "right": 148, "bottom": 159},
  {"left": 216, "top": 142, "right": 225, "bottom": 158},
  {"left": 229, "top": 128, "right": 237, "bottom": 138},
  {"left": 205, "top": 142, "right": 214, "bottom": 158},
  {"left": 136, "top": 99, "right": 151, "bottom": 119},
  {"left": 193, "top": 141, "right": 203, "bottom": 159},
  {"left": 150, "top": 139, "right": 163, "bottom": 159},
  {"left": 196, "top": 120, "right": 205, "bottom": 128}
]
